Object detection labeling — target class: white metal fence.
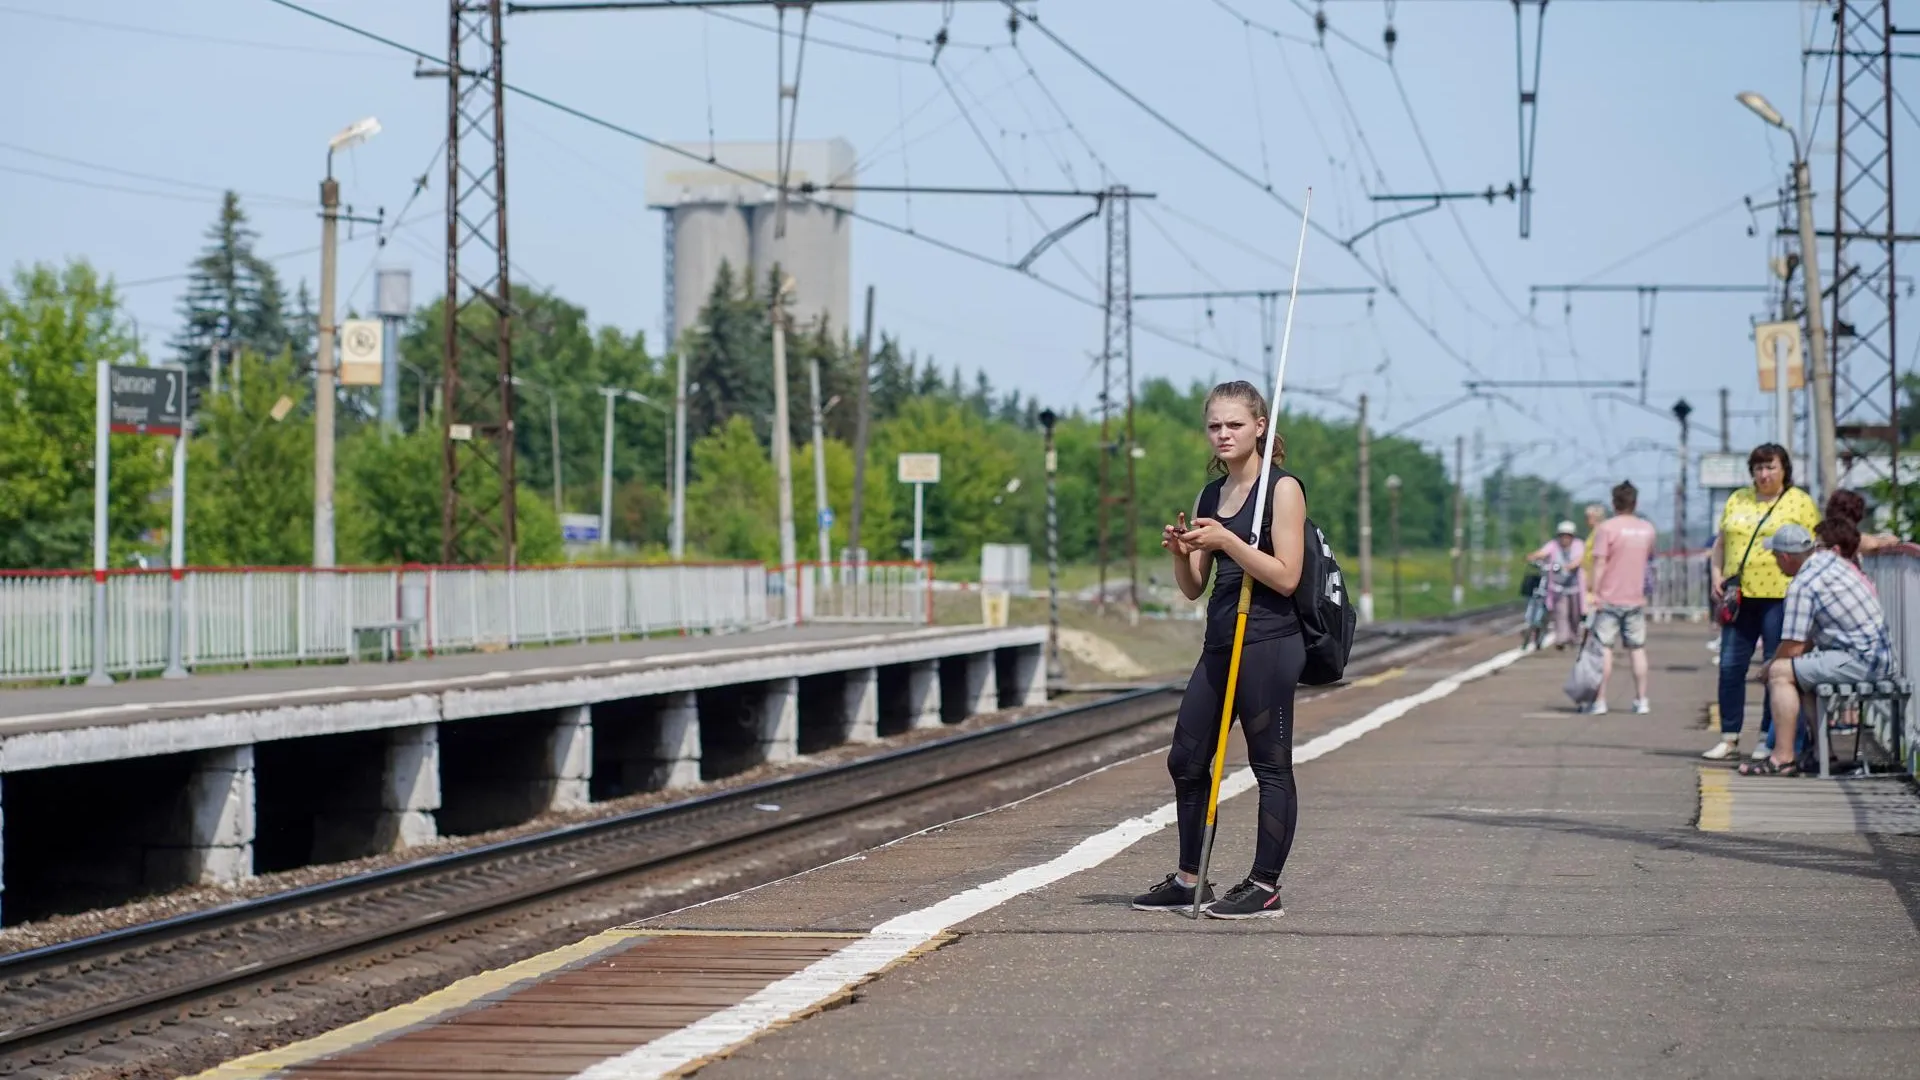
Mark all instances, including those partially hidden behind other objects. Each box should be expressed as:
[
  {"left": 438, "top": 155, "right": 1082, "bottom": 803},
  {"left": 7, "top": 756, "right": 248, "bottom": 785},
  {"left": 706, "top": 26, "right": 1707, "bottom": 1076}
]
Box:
[
  {"left": 1651, "top": 550, "right": 1712, "bottom": 621},
  {"left": 0, "top": 560, "right": 938, "bottom": 683},
  {"left": 1860, "top": 549, "right": 1920, "bottom": 777}
]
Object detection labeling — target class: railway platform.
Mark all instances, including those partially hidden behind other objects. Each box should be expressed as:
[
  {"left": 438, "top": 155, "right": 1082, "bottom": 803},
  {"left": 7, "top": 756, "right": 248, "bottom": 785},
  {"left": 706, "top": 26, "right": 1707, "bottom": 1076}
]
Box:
[
  {"left": 0, "top": 623, "right": 1046, "bottom": 925},
  {"left": 181, "top": 622, "right": 1920, "bottom": 1079}
]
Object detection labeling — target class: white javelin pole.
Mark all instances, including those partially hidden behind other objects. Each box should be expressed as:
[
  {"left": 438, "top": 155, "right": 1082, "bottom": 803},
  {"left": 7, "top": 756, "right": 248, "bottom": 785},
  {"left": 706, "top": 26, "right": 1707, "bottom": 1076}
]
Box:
[{"left": 1190, "top": 188, "right": 1313, "bottom": 918}]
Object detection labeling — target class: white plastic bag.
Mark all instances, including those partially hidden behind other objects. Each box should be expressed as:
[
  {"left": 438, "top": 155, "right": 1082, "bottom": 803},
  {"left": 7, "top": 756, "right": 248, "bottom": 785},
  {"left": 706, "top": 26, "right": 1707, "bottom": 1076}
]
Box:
[{"left": 1563, "top": 632, "right": 1605, "bottom": 707}]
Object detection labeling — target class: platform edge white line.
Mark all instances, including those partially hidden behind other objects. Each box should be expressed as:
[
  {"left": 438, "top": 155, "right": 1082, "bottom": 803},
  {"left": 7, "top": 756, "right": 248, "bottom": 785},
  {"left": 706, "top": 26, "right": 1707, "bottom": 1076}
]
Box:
[{"left": 568, "top": 645, "right": 1526, "bottom": 1080}]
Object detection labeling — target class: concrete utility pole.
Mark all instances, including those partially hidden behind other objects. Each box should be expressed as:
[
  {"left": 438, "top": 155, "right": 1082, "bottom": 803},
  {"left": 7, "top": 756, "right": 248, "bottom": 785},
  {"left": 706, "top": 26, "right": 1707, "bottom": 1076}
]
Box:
[
  {"left": 809, "top": 350, "right": 831, "bottom": 566},
  {"left": 599, "top": 388, "right": 618, "bottom": 550},
  {"left": 1793, "top": 153, "right": 1836, "bottom": 497},
  {"left": 1720, "top": 387, "right": 1731, "bottom": 452},
  {"left": 314, "top": 173, "right": 340, "bottom": 569},
  {"left": 1452, "top": 435, "right": 1466, "bottom": 609},
  {"left": 1357, "top": 392, "right": 1374, "bottom": 624},
  {"left": 771, "top": 275, "right": 798, "bottom": 582},
  {"left": 847, "top": 285, "right": 875, "bottom": 563},
  {"left": 671, "top": 350, "right": 688, "bottom": 559}
]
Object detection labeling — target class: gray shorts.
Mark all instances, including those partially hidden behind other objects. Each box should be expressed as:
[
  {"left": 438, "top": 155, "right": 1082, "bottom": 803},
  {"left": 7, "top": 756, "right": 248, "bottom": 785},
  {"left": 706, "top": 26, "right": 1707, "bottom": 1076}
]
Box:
[
  {"left": 1790, "top": 650, "right": 1875, "bottom": 690},
  {"left": 1591, "top": 606, "right": 1647, "bottom": 649}
]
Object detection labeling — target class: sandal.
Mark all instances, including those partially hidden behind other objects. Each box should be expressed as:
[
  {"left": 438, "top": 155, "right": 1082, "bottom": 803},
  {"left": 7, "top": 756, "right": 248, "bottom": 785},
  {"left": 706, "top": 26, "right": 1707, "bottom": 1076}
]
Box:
[{"left": 1738, "top": 758, "right": 1801, "bottom": 777}]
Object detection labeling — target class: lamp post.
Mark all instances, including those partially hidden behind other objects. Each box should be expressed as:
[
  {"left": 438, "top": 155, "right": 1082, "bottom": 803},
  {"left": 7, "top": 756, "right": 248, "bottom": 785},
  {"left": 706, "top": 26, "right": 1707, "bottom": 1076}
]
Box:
[
  {"left": 1386, "top": 474, "right": 1403, "bottom": 620},
  {"left": 1737, "top": 90, "right": 1834, "bottom": 498},
  {"left": 597, "top": 386, "right": 675, "bottom": 551},
  {"left": 313, "top": 117, "right": 380, "bottom": 568}
]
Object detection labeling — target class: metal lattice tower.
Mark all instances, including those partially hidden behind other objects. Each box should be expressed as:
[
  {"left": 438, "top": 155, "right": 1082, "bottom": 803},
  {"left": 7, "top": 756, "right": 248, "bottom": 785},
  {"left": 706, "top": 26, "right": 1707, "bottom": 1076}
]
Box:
[
  {"left": 441, "top": 0, "right": 518, "bottom": 565},
  {"left": 1830, "top": 0, "right": 1901, "bottom": 509},
  {"left": 1097, "top": 187, "right": 1137, "bottom": 614}
]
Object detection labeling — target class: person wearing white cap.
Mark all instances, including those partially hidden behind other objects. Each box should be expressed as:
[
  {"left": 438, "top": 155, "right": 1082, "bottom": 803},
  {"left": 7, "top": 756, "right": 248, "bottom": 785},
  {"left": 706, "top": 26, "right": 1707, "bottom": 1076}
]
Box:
[
  {"left": 1736, "top": 521, "right": 1893, "bottom": 777},
  {"left": 1528, "top": 520, "right": 1586, "bottom": 649}
]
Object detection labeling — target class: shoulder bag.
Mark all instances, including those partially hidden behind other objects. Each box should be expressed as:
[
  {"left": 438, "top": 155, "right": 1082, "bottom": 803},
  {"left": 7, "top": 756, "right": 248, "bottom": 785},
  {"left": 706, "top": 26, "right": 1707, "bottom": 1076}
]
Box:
[{"left": 1715, "top": 492, "right": 1784, "bottom": 626}]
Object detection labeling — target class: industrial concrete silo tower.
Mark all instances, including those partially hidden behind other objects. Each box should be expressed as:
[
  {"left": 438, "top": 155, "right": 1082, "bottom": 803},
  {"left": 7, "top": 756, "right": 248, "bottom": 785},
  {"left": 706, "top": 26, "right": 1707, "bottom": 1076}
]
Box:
[{"left": 645, "top": 140, "right": 855, "bottom": 349}]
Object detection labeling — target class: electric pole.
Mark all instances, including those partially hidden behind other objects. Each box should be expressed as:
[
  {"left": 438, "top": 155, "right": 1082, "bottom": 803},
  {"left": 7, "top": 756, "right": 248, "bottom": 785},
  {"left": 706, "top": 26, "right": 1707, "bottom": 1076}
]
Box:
[
  {"left": 771, "top": 275, "right": 798, "bottom": 584},
  {"left": 599, "top": 387, "right": 617, "bottom": 550},
  {"left": 1357, "top": 392, "right": 1374, "bottom": 624},
  {"left": 1720, "top": 387, "right": 1730, "bottom": 453},
  {"left": 848, "top": 285, "right": 875, "bottom": 564},
  {"left": 314, "top": 173, "right": 340, "bottom": 569},
  {"left": 809, "top": 350, "right": 831, "bottom": 566},
  {"left": 671, "top": 348, "right": 687, "bottom": 559},
  {"left": 1452, "top": 435, "right": 1466, "bottom": 610}
]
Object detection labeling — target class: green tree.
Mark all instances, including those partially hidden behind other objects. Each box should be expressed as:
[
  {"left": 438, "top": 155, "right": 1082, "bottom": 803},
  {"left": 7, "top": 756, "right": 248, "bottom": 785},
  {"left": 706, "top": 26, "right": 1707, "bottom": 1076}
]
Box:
[
  {"left": 685, "top": 415, "right": 777, "bottom": 560},
  {"left": 681, "top": 264, "right": 772, "bottom": 443},
  {"left": 337, "top": 422, "right": 563, "bottom": 566},
  {"left": 795, "top": 436, "right": 897, "bottom": 561},
  {"left": 186, "top": 351, "right": 314, "bottom": 566},
  {"left": 171, "top": 192, "right": 291, "bottom": 410},
  {"left": 0, "top": 262, "right": 168, "bottom": 569},
  {"left": 869, "top": 397, "right": 1021, "bottom": 564}
]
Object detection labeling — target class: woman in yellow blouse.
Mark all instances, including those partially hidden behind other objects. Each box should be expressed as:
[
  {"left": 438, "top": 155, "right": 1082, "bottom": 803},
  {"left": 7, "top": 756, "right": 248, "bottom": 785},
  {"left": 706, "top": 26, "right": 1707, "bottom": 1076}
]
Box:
[{"left": 1702, "top": 444, "right": 1821, "bottom": 760}]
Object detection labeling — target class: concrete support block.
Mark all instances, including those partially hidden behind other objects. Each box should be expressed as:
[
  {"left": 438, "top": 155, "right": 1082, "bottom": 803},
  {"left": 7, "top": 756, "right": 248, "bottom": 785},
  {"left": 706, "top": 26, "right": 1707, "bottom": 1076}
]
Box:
[
  {"left": 842, "top": 667, "right": 880, "bottom": 744},
  {"left": 150, "top": 746, "right": 254, "bottom": 886},
  {"left": 906, "top": 660, "right": 943, "bottom": 731},
  {"left": 759, "top": 678, "right": 799, "bottom": 764},
  {"left": 943, "top": 653, "right": 999, "bottom": 724},
  {"left": 547, "top": 704, "right": 592, "bottom": 811},
  {"left": 653, "top": 691, "right": 703, "bottom": 789},
  {"left": 380, "top": 725, "right": 441, "bottom": 849},
  {"left": 998, "top": 644, "right": 1048, "bottom": 708}
]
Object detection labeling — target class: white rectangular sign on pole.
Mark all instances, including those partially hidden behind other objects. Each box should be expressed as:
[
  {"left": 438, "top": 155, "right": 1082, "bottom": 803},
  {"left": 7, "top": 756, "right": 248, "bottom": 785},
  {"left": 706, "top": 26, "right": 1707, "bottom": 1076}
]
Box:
[
  {"left": 897, "top": 452, "right": 941, "bottom": 484},
  {"left": 339, "top": 319, "right": 385, "bottom": 387},
  {"left": 898, "top": 453, "right": 940, "bottom": 563},
  {"left": 1698, "top": 452, "right": 1747, "bottom": 491}
]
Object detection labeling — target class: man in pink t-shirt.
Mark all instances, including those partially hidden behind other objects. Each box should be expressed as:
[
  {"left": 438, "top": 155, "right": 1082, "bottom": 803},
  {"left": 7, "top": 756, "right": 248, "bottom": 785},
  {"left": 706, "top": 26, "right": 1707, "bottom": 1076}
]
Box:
[{"left": 1585, "top": 480, "right": 1660, "bottom": 714}]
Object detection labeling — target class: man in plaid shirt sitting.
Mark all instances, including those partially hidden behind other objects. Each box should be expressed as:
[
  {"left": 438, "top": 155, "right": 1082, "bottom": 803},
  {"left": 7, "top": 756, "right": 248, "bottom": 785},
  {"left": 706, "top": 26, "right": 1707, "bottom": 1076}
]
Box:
[{"left": 1739, "top": 522, "right": 1894, "bottom": 777}]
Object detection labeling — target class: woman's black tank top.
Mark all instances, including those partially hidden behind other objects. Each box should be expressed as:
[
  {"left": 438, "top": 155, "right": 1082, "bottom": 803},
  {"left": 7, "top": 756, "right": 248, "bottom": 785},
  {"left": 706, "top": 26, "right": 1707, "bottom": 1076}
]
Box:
[{"left": 1195, "top": 469, "right": 1301, "bottom": 651}]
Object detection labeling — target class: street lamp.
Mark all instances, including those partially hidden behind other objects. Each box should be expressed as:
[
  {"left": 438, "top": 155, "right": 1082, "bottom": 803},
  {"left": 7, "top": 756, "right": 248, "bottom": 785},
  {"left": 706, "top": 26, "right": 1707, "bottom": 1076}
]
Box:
[
  {"left": 597, "top": 387, "right": 676, "bottom": 552},
  {"left": 313, "top": 116, "right": 380, "bottom": 570},
  {"left": 1737, "top": 89, "right": 1834, "bottom": 497}
]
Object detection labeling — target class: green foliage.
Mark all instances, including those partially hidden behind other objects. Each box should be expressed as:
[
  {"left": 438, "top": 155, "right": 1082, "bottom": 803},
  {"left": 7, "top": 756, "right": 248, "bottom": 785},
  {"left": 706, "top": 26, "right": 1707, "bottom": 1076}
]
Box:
[
  {"left": 686, "top": 415, "right": 777, "bottom": 560},
  {"left": 171, "top": 193, "right": 294, "bottom": 410},
  {"left": 795, "top": 436, "right": 897, "bottom": 560},
  {"left": 0, "top": 262, "right": 168, "bottom": 569},
  {"left": 185, "top": 352, "right": 314, "bottom": 566},
  {"left": 868, "top": 397, "right": 1023, "bottom": 563},
  {"left": 338, "top": 421, "right": 563, "bottom": 566}
]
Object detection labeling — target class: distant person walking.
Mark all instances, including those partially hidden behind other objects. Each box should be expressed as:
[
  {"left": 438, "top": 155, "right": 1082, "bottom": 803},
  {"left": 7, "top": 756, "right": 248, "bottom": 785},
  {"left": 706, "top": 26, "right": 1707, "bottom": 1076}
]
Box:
[
  {"left": 1586, "top": 481, "right": 1659, "bottom": 714},
  {"left": 1529, "top": 523, "right": 1586, "bottom": 648},
  {"left": 1703, "top": 444, "right": 1821, "bottom": 761}
]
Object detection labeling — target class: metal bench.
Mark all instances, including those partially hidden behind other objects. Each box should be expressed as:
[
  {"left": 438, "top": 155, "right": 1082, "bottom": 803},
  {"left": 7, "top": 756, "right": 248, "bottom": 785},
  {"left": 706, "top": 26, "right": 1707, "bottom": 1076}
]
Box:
[
  {"left": 351, "top": 619, "right": 423, "bottom": 663},
  {"left": 1811, "top": 678, "right": 1913, "bottom": 779}
]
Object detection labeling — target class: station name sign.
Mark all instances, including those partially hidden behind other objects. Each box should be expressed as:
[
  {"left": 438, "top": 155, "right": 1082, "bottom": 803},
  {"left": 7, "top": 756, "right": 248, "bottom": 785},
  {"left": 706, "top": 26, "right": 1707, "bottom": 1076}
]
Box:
[{"left": 108, "top": 364, "right": 186, "bottom": 437}]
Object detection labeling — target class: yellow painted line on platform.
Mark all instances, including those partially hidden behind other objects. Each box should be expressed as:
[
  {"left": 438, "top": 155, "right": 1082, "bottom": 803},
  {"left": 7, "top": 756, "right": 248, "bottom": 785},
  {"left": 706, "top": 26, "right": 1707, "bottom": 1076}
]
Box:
[
  {"left": 1698, "top": 768, "right": 1732, "bottom": 832},
  {"left": 1347, "top": 667, "right": 1406, "bottom": 689},
  {"left": 187, "top": 927, "right": 651, "bottom": 1079}
]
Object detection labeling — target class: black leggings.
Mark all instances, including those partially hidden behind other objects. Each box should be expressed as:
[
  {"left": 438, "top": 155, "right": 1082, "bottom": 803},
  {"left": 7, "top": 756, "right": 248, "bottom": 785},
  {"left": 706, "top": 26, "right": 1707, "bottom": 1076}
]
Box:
[{"left": 1168, "top": 633, "right": 1304, "bottom": 886}]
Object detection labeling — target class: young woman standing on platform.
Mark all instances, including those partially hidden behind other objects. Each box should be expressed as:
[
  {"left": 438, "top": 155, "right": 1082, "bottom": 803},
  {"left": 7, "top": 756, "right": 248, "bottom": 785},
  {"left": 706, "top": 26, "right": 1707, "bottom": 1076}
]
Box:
[{"left": 1132, "top": 380, "right": 1307, "bottom": 920}]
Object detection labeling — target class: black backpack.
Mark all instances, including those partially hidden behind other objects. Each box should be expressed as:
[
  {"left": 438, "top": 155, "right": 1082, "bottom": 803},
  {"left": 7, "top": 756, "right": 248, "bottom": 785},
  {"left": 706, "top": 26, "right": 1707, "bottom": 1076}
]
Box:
[{"left": 1297, "top": 517, "right": 1358, "bottom": 685}]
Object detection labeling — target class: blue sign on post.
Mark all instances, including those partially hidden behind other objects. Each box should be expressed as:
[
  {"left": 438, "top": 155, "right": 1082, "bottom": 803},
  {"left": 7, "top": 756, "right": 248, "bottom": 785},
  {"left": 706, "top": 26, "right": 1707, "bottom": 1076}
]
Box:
[
  {"left": 560, "top": 513, "right": 602, "bottom": 543},
  {"left": 818, "top": 508, "right": 835, "bottom": 529}
]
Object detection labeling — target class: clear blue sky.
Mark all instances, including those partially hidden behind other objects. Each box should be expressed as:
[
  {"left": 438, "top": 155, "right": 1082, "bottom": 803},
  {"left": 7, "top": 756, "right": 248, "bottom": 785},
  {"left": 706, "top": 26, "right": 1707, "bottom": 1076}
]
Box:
[{"left": 2, "top": 0, "right": 1909, "bottom": 537}]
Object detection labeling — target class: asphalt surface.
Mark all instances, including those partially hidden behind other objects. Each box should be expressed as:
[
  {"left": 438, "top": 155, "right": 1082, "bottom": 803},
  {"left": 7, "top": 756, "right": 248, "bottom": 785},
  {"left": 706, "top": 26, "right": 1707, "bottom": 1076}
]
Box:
[{"left": 665, "top": 626, "right": 1920, "bottom": 1079}]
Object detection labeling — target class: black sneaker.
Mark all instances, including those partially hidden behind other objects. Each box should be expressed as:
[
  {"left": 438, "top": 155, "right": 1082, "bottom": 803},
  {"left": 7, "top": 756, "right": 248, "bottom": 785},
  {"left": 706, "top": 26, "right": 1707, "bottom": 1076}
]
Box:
[
  {"left": 1203, "top": 878, "right": 1284, "bottom": 919},
  {"left": 1131, "top": 873, "right": 1214, "bottom": 911}
]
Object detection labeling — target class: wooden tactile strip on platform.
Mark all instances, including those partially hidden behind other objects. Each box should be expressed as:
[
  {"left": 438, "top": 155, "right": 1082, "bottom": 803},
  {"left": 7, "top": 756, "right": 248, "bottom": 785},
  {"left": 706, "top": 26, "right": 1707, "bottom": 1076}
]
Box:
[{"left": 280, "top": 934, "right": 852, "bottom": 1080}]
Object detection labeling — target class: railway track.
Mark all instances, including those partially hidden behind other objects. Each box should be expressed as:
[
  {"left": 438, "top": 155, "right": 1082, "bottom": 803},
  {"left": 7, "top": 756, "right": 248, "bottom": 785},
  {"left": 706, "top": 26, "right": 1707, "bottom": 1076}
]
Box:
[{"left": 0, "top": 606, "right": 1517, "bottom": 1075}]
